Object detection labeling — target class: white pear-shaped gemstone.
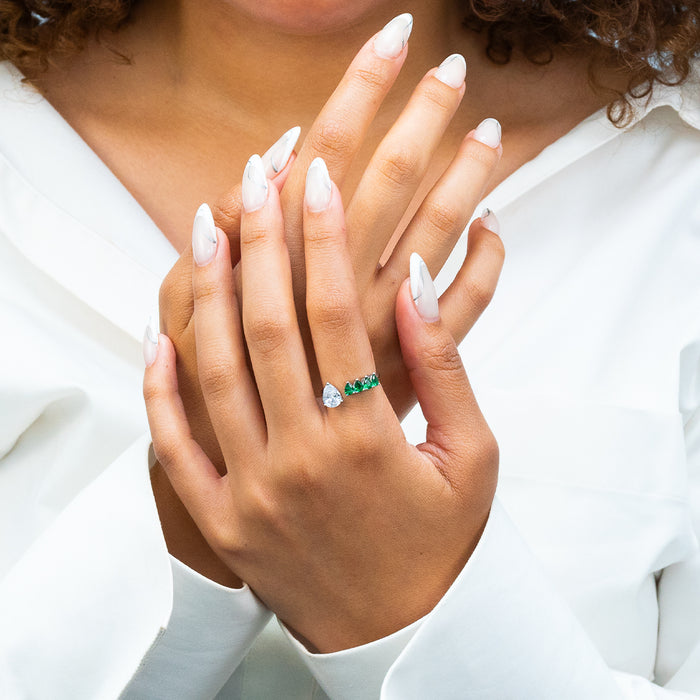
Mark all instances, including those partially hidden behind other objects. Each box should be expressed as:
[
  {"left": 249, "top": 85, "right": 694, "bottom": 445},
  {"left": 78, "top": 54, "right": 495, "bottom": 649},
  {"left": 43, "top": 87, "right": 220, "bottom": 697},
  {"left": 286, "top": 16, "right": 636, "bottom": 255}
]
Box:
[{"left": 322, "top": 382, "right": 343, "bottom": 408}]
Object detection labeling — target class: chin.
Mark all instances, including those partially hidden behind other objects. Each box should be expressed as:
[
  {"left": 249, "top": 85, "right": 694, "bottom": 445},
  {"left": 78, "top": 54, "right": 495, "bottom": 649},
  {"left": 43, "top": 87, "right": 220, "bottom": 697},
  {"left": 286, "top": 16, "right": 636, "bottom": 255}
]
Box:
[{"left": 232, "top": 0, "right": 395, "bottom": 34}]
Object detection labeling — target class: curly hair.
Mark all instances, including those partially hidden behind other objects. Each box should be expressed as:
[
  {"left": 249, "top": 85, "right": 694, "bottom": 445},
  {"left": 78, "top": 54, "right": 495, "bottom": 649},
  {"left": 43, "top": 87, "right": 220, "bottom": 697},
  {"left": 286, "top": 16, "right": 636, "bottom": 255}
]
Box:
[{"left": 1, "top": 0, "right": 699, "bottom": 125}]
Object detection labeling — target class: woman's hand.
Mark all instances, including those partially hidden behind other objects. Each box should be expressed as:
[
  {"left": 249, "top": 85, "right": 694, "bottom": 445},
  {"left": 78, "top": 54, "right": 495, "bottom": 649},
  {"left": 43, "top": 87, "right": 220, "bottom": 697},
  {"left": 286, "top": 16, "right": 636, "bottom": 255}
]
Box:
[
  {"left": 158, "top": 15, "right": 502, "bottom": 467},
  {"left": 144, "top": 155, "right": 502, "bottom": 651}
]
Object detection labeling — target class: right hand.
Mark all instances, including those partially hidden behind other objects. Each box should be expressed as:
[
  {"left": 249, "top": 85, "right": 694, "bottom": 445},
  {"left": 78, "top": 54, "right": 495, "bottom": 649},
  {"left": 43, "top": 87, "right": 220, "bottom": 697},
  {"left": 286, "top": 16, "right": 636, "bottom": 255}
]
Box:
[
  {"left": 159, "top": 14, "right": 503, "bottom": 459},
  {"left": 154, "top": 14, "right": 504, "bottom": 582}
]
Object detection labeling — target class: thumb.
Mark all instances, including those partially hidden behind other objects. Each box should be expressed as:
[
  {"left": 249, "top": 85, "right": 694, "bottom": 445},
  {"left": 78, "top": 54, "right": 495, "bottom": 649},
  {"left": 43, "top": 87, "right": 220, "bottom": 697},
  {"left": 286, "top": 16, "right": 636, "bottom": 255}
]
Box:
[{"left": 395, "top": 253, "right": 486, "bottom": 455}]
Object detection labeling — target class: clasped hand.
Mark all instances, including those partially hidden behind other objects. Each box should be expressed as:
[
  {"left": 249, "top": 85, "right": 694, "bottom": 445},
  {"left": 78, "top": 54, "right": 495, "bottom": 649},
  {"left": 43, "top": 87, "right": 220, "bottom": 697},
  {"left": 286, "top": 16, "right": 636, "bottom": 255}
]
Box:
[{"left": 144, "top": 17, "right": 504, "bottom": 652}]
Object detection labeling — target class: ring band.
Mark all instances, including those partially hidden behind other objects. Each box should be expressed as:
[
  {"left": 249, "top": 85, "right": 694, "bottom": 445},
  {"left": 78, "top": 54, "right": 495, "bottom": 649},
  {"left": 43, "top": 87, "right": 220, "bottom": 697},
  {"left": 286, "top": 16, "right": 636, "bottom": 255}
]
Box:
[{"left": 322, "top": 372, "right": 380, "bottom": 408}]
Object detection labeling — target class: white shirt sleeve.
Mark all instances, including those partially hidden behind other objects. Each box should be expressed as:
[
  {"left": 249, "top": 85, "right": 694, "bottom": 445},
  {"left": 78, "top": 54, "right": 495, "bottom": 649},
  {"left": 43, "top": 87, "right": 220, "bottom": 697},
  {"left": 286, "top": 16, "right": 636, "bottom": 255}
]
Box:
[
  {"left": 121, "top": 555, "right": 271, "bottom": 699},
  {"left": 0, "top": 433, "right": 270, "bottom": 699},
  {"left": 278, "top": 411, "right": 700, "bottom": 699}
]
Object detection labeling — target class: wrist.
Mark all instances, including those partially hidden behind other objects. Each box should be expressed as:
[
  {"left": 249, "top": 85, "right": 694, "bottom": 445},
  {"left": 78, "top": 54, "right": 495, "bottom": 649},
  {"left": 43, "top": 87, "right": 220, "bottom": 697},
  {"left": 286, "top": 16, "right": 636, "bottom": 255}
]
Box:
[{"left": 150, "top": 461, "right": 243, "bottom": 588}]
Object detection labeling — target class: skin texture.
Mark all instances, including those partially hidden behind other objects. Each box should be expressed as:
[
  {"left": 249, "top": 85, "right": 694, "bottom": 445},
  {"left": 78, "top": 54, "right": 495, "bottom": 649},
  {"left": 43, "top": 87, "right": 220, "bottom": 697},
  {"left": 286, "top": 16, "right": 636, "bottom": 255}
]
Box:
[{"left": 36, "top": 3, "right": 634, "bottom": 591}]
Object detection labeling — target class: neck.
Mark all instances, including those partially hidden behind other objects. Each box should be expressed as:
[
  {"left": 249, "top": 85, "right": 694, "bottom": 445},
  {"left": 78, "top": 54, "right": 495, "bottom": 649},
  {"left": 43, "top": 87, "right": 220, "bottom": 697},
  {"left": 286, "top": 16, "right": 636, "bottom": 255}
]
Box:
[{"left": 112, "top": 0, "right": 464, "bottom": 139}]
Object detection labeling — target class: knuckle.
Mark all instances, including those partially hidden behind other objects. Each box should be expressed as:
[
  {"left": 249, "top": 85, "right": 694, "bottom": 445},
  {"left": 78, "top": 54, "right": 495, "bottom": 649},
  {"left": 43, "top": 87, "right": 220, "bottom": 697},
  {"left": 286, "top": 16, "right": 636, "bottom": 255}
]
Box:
[
  {"left": 307, "top": 291, "right": 354, "bottom": 333},
  {"left": 305, "top": 222, "right": 343, "bottom": 249},
  {"left": 424, "top": 198, "right": 462, "bottom": 238},
  {"left": 377, "top": 149, "right": 420, "bottom": 188},
  {"left": 193, "top": 276, "right": 222, "bottom": 307},
  {"left": 423, "top": 336, "right": 464, "bottom": 375},
  {"left": 421, "top": 81, "right": 455, "bottom": 114},
  {"left": 309, "top": 118, "right": 358, "bottom": 164},
  {"left": 245, "top": 314, "right": 291, "bottom": 357},
  {"left": 143, "top": 379, "right": 167, "bottom": 406},
  {"left": 463, "top": 277, "right": 496, "bottom": 312},
  {"left": 152, "top": 438, "right": 179, "bottom": 472},
  {"left": 199, "top": 358, "right": 240, "bottom": 402},
  {"left": 240, "top": 225, "right": 270, "bottom": 252},
  {"left": 349, "top": 65, "right": 388, "bottom": 95}
]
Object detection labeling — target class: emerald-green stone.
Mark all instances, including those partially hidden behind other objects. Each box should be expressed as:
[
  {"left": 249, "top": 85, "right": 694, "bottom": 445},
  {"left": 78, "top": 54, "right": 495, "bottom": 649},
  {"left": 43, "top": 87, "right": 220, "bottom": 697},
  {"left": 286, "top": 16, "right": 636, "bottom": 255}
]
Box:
[
  {"left": 354, "top": 379, "right": 363, "bottom": 392},
  {"left": 370, "top": 374, "right": 379, "bottom": 387},
  {"left": 344, "top": 382, "right": 355, "bottom": 395}
]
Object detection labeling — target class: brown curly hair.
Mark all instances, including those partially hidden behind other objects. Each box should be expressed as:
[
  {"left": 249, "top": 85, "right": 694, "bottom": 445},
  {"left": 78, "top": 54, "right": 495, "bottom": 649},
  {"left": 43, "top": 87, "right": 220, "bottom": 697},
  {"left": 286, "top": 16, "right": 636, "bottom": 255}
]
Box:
[{"left": 1, "top": 1, "right": 699, "bottom": 125}]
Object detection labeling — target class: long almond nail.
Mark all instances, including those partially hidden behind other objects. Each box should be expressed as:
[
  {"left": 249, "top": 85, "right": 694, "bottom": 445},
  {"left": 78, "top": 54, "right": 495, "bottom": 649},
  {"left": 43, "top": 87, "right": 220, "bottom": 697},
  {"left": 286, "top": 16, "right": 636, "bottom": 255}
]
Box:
[
  {"left": 474, "top": 118, "right": 502, "bottom": 148},
  {"left": 143, "top": 317, "right": 159, "bottom": 367},
  {"left": 262, "top": 126, "right": 301, "bottom": 178},
  {"left": 374, "top": 13, "right": 413, "bottom": 59},
  {"left": 192, "top": 203, "right": 218, "bottom": 266},
  {"left": 435, "top": 54, "right": 466, "bottom": 89},
  {"left": 242, "top": 154, "right": 268, "bottom": 212},
  {"left": 409, "top": 253, "right": 439, "bottom": 322},
  {"left": 306, "top": 157, "right": 332, "bottom": 212}
]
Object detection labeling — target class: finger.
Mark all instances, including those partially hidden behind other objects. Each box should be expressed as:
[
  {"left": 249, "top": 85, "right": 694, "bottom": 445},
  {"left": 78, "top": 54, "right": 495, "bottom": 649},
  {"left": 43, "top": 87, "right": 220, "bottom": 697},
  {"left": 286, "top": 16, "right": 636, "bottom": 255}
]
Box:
[
  {"left": 280, "top": 13, "right": 413, "bottom": 269},
  {"left": 347, "top": 55, "right": 468, "bottom": 283},
  {"left": 143, "top": 328, "right": 227, "bottom": 535},
  {"left": 160, "top": 128, "right": 300, "bottom": 337},
  {"left": 191, "top": 203, "right": 266, "bottom": 462},
  {"left": 289, "top": 14, "right": 412, "bottom": 188},
  {"left": 395, "top": 257, "right": 493, "bottom": 480},
  {"left": 380, "top": 120, "right": 502, "bottom": 287},
  {"left": 240, "top": 155, "right": 318, "bottom": 428},
  {"left": 303, "top": 158, "right": 382, "bottom": 418},
  {"left": 439, "top": 212, "right": 505, "bottom": 343}
]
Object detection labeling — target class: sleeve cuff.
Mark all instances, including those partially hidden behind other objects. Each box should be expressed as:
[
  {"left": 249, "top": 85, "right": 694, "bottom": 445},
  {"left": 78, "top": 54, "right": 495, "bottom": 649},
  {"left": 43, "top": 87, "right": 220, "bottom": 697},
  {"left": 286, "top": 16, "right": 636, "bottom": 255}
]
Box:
[
  {"left": 280, "top": 613, "right": 423, "bottom": 700},
  {"left": 381, "top": 498, "right": 620, "bottom": 699},
  {"left": 121, "top": 531, "right": 272, "bottom": 699}
]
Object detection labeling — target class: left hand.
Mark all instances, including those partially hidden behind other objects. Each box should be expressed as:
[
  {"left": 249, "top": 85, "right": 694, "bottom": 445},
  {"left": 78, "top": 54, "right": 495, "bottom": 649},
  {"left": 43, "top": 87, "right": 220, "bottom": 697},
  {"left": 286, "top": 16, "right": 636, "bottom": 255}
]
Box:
[{"left": 143, "top": 156, "right": 501, "bottom": 652}]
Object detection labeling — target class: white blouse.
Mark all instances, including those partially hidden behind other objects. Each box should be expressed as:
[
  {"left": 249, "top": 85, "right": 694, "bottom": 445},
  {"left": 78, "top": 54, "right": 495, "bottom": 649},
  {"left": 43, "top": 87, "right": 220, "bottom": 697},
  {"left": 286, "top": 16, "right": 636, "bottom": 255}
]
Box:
[{"left": 0, "top": 58, "right": 699, "bottom": 699}]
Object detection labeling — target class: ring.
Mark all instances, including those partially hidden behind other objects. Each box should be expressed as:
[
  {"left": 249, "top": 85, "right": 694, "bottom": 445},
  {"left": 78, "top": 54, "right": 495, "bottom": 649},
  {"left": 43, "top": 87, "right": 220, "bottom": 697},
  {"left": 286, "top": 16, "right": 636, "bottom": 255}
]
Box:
[{"left": 322, "top": 372, "right": 380, "bottom": 408}]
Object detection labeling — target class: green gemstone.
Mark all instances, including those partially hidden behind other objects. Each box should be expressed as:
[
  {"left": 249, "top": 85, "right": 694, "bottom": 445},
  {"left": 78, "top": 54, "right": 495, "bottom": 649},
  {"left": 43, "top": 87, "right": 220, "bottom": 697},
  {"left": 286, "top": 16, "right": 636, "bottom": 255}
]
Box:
[
  {"left": 370, "top": 374, "right": 379, "bottom": 387},
  {"left": 344, "top": 382, "right": 355, "bottom": 395},
  {"left": 354, "top": 379, "right": 363, "bottom": 392},
  {"left": 361, "top": 376, "right": 371, "bottom": 389}
]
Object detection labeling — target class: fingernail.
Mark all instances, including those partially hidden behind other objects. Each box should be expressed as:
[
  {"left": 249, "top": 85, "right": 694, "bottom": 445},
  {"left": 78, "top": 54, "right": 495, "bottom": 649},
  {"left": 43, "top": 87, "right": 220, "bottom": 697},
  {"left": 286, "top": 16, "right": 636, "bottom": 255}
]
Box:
[
  {"left": 305, "top": 157, "right": 333, "bottom": 212},
  {"left": 409, "top": 252, "right": 439, "bottom": 322},
  {"left": 262, "top": 126, "right": 301, "bottom": 178},
  {"left": 374, "top": 13, "right": 413, "bottom": 59},
  {"left": 192, "top": 203, "right": 218, "bottom": 266},
  {"left": 242, "top": 154, "right": 268, "bottom": 212},
  {"left": 434, "top": 54, "right": 466, "bottom": 89},
  {"left": 480, "top": 208, "right": 501, "bottom": 235},
  {"left": 143, "top": 316, "right": 159, "bottom": 367},
  {"left": 474, "top": 118, "right": 502, "bottom": 148}
]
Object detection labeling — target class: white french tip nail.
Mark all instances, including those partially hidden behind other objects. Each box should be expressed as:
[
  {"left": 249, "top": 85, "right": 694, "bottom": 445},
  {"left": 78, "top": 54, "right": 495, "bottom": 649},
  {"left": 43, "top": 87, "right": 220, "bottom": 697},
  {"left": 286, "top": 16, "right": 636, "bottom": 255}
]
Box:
[
  {"left": 262, "top": 126, "right": 301, "bottom": 178},
  {"left": 242, "top": 154, "right": 269, "bottom": 212},
  {"left": 435, "top": 54, "right": 466, "bottom": 89},
  {"left": 474, "top": 118, "right": 502, "bottom": 148},
  {"left": 374, "top": 13, "right": 413, "bottom": 59},
  {"left": 192, "top": 203, "right": 218, "bottom": 266},
  {"left": 306, "top": 157, "right": 332, "bottom": 212},
  {"left": 480, "top": 208, "right": 501, "bottom": 235},
  {"left": 143, "top": 316, "right": 159, "bottom": 367},
  {"left": 409, "top": 252, "right": 439, "bottom": 322}
]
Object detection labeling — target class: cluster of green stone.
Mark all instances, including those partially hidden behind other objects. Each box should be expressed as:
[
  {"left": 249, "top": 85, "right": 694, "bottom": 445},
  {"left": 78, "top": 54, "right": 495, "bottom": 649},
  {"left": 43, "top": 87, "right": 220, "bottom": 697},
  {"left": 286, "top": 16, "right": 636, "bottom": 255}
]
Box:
[{"left": 344, "top": 373, "right": 379, "bottom": 396}]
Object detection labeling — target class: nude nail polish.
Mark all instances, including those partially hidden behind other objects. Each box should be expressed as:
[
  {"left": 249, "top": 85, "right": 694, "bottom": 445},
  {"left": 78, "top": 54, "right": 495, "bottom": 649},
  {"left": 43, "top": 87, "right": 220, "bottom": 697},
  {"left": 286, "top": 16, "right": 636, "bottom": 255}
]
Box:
[
  {"left": 374, "top": 13, "right": 413, "bottom": 59},
  {"left": 474, "top": 118, "right": 502, "bottom": 148},
  {"left": 480, "top": 208, "right": 501, "bottom": 235},
  {"left": 262, "top": 126, "right": 301, "bottom": 178},
  {"left": 242, "top": 154, "right": 269, "bottom": 212},
  {"left": 143, "top": 316, "right": 159, "bottom": 367},
  {"left": 410, "top": 252, "right": 440, "bottom": 322},
  {"left": 306, "top": 157, "right": 332, "bottom": 212},
  {"left": 192, "top": 203, "right": 218, "bottom": 266},
  {"left": 435, "top": 54, "right": 467, "bottom": 89}
]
